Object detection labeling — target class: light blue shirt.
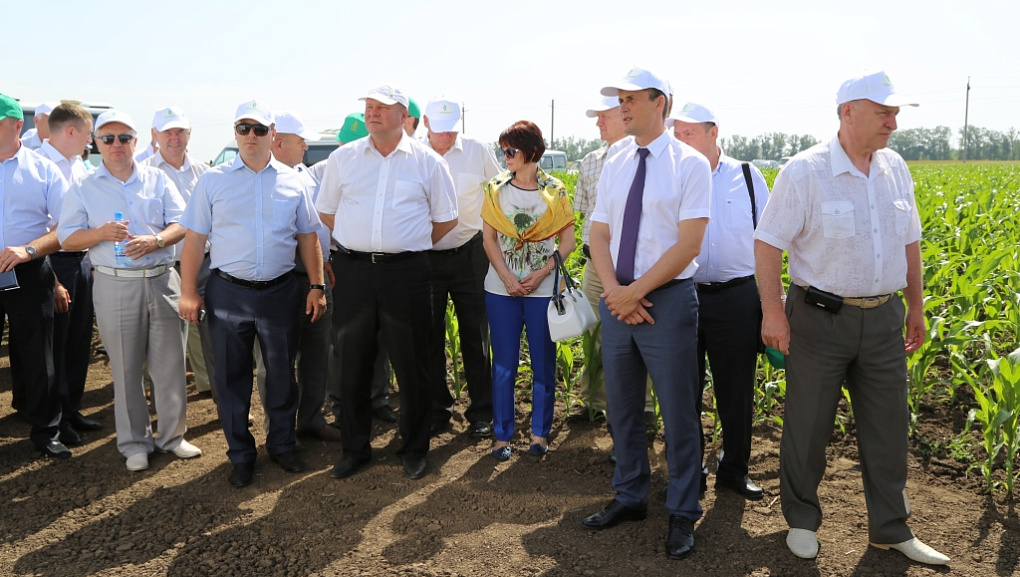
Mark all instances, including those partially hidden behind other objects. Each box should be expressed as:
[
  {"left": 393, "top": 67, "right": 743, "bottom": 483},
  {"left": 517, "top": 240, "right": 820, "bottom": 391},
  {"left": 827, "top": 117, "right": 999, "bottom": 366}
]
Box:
[
  {"left": 57, "top": 162, "right": 185, "bottom": 268},
  {"left": 181, "top": 155, "right": 321, "bottom": 281},
  {"left": 0, "top": 145, "right": 67, "bottom": 249},
  {"left": 692, "top": 152, "right": 770, "bottom": 283},
  {"left": 295, "top": 164, "right": 330, "bottom": 266}
]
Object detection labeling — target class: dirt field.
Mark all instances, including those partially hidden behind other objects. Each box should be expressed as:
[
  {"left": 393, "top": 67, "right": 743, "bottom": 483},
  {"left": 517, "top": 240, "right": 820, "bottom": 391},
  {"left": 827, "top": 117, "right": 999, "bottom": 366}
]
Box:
[{"left": 0, "top": 337, "right": 1016, "bottom": 577}]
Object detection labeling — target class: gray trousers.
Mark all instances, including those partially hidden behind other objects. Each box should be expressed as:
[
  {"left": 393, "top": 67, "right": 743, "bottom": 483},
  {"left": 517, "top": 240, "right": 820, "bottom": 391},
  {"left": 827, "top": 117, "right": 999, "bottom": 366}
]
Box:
[
  {"left": 93, "top": 268, "right": 187, "bottom": 458},
  {"left": 780, "top": 285, "right": 913, "bottom": 544}
]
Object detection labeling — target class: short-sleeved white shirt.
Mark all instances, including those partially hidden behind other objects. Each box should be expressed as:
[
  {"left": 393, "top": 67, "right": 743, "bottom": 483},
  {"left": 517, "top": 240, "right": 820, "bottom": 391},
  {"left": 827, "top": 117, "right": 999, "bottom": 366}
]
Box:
[
  {"left": 426, "top": 134, "right": 501, "bottom": 250},
  {"left": 591, "top": 130, "right": 712, "bottom": 281},
  {"left": 754, "top": 135, "right": 921, "bottom": 297},
  {"left": 315, "top": 132, "right": 458, "bottom": 253}
]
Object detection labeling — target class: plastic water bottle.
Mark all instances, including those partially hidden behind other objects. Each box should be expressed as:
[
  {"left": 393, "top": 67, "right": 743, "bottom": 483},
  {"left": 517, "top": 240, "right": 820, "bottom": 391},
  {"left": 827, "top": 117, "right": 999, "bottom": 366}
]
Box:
[{"left": 114, "top": 212, "right": 129, "bottom": 267}]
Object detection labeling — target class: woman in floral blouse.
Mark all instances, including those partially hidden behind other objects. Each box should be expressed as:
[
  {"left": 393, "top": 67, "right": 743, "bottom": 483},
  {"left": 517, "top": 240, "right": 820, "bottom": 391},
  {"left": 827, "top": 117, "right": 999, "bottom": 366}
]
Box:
[{"left": 480, "top": 120, "right": 576, "bottom": 461}]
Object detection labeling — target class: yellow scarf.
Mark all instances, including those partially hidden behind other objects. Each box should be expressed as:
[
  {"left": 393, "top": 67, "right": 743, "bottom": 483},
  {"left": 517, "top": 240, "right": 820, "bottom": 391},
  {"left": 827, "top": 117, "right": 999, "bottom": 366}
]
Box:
[{"left": 481, "top": 168, "right": 574, "bottom": 250}]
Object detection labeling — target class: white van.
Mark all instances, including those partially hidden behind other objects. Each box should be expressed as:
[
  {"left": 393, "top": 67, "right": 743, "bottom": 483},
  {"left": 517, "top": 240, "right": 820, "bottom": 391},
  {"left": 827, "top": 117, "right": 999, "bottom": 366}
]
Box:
[{"left": 539, "top": 150, "right": 568, "bottom": 172}]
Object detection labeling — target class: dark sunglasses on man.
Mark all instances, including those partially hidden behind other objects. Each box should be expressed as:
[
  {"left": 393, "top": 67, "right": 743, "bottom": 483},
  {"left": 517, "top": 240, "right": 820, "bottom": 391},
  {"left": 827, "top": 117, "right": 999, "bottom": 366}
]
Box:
[
  {"left": 97, "top": 134, "right": 135, "bottom": 145},
  {"left": 235, "top": 123, "right": 271, "bottom": 137}
]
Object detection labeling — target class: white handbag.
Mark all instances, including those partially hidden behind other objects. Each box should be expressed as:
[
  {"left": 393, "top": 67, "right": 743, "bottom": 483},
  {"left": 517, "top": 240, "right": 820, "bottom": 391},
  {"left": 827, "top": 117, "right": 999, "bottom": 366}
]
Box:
[{"left": 547, "top": 251, "right": 598, "bottom": 342}]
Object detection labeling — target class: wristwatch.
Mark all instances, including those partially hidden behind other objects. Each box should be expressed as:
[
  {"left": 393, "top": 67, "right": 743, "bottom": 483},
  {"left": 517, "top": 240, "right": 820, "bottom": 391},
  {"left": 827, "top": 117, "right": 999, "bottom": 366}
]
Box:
[
  {"left": 25, "top": 245, "right": 37, "bottom": 260},
  {"left": 155, "top": 235, "right": 166, "bottom": 248},
  {"left": 309, "top": 284, "right": 326, "bottom": 291}
]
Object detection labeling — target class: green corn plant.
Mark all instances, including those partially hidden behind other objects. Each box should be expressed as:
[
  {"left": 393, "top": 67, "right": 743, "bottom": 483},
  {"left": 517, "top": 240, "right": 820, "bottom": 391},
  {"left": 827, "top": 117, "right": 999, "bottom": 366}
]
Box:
[
  {"left": 580, "top": 322, "right": 605, "bottom": 421},
  {"left": 753, "top": 357, "right": 785, "bottom": 427},
  {"left": 444, "top": 302, "right": 464, "bottom": 398},
  {"left": 555, "top": 340, "right": 580, "bottom": 414},
  {"left": 978, "top": 346, "right": 1020, "bottom": 494}
]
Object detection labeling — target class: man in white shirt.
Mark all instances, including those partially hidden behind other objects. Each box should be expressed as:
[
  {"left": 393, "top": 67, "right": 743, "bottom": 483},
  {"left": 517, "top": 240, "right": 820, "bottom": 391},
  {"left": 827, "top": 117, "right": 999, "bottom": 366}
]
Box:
[
  {"left": 19, "top": 102, "right": 56, "bottom": 150},
  {"left": 36, "top": 103, "right": 102, "bottom": 444},
  {"left": 671, "top": 102, "right": 770, "bottom": 501},
  {"left": 755, "top": 71, "right": 948, "bottom": 565},
  {"left": 141, "top": 107, "right": 213, "bottom": 397},
  {"left": 581, "top": 68, "right": 710, "bottom": 561},
  {"left": 317, "top": 84, "right": 458, "bottom": 480},
  {"left": 422, "top": 96, "right": 501, "bottom": 439}
]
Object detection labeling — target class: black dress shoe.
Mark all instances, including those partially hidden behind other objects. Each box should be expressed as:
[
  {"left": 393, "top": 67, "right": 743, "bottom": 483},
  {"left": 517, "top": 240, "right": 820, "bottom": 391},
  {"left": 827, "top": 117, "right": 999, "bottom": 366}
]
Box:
[
  {"left": 402, "top": 454, "right": 427, "bottom": 479},
  {"left": 331, "top": 454, "right": 370, "bottom": 479},
  {"left": 666, "top": 514, "right": 695, "bottom": 559},
  {"left": 228, "top": 462, "right": 255, "bottom": 487},
  {"left": 581, "top": 499, "right": 647, "bottom": 530},
  {"left": 59, "top": 421, "right": 83, "bottom": 446},
  {"left": 68, "top": 412, "right": 102, "bottom": 431},
  {"left": 372, "top": 405, "right": 398, "bottom": 423},
  {"left": 715, "top": 474, "right": 764, "bottom": 500},
  {"left": 469, "top": 421, "right": 493, "bottom": 438},
  {"left": 37, "top": 440, "right": 72, "bottom": 459},
  {"left": 430, "top": 419, "right": 450, "bottom": 437},
  {"left": 270, "top": 451, "right": 305, "bottom": 473}
]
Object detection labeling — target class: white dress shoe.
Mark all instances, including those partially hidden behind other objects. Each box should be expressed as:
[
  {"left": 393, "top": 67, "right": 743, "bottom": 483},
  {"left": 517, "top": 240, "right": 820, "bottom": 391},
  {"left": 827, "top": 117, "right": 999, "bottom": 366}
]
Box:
[
  {"left": 871, "top": 537, "right": 950, "bottom": 565},
  {"left": 787, "top": 528, "right": 819, "bottom": 559},
  {"left": 171, "top": 440, "right": 202, "bottom": 459},
  {"left": 126, "top": 453, "right": 149, "bottom": 472}
]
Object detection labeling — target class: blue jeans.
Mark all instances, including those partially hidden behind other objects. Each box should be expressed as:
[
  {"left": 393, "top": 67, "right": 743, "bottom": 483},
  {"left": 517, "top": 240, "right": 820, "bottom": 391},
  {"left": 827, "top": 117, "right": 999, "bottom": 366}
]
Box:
[{"left": 486, "top": 292, "right": 556, "bottom": 443}]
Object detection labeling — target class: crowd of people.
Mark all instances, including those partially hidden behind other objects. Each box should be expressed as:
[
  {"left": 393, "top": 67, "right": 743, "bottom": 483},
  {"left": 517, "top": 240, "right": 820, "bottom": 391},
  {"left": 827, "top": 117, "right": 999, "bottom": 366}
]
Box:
[{"left": 0, "top": 66, "right": 949, "bottom": 565}]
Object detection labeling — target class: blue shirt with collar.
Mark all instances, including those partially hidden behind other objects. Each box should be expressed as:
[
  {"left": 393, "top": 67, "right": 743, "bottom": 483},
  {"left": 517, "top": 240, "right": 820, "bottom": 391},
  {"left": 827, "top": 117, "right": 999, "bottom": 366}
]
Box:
[
  {"left": 58, "top": 162, "right": 185, "bottom": 269},
  {"left": 0, "top": 145, "right": 67, "bottom": 249},
  {"left": 181, "top": 155, "right": 321, "bottom": 281}
]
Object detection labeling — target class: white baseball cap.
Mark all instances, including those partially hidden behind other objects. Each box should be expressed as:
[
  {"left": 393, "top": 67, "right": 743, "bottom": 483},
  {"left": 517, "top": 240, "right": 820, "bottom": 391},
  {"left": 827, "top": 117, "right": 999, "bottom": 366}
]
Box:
[
  {"left": 585, "top": 96, "right": 620, "bottom": 118},
  {"left": 666, "top": 102, "right": 718, "bottom": 129},
  {"left": 424, "top": 97, "right": 461, "bottom": 133},
  {"left": 359, "top": 84, "right": 409, "bottom": 108},
  {"left": 94, "top": 110, "right": 138, "bottom": 133},
  {"left": 34, "top": 102, "right": 58, "bottom": 117},
  {"left": 601, "top": 67, "right": 671, "bottom": 97},
  {"left": 234, "top": 100, "right": 275, "bottom": 125},
  {"left": 273, "top": 111, "right": 315, "bottom": 139},
  {"left": 836, "top": 70, "right": 919, "bottom": 107},
  {"left": 152, "top": 106, "right": 191, "bottom": 131}
]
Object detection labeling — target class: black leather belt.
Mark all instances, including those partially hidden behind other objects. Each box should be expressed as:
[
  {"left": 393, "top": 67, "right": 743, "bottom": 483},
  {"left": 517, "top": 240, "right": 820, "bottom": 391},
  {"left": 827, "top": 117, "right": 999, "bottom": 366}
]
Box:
[
  {"left": 696, "top": 275, "right": 754, "bottom": 293},
  {"left": 336, "top": 245, "right": 421, "bottom": 264},
  {"left": 430, "top": 231, "right": 482, "bottom": 255},
  {"left": 51, "top": 251, "right": 87, "bottom": 259},
  {"left": 212, "top": 268, "right": 292, "bottom": 290}
]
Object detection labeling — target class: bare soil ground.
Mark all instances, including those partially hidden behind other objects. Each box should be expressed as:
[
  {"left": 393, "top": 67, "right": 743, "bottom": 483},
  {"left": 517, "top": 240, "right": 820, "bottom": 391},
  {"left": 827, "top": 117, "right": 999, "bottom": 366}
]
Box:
[{"left": 0, "top": 336, "right": 1017, "bottom": 577}]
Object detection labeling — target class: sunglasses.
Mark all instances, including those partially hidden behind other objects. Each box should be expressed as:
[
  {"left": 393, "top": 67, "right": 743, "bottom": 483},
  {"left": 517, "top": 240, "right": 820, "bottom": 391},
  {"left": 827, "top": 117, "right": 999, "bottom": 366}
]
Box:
[
  {"left": 97, "top": 134, "right": 135, "bottom": 145},
  {"left": 235, "top": 123, "right": 270, "bottom": 137},
  {"left": 501, "top": 148, "right": 520, "bottom": 159}
]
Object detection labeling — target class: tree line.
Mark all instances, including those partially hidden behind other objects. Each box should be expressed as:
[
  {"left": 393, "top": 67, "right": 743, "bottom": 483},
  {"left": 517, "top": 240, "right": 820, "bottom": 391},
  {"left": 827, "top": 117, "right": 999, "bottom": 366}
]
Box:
[{"left": 545, "top": 126, "right": 1020, "bottom": 163}]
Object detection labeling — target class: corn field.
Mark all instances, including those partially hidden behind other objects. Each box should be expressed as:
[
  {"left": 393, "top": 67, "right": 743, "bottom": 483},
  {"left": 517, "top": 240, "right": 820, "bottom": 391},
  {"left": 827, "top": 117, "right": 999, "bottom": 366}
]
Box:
[{"left": 441, "top": 164, "right": 1020, "bottom": 495}]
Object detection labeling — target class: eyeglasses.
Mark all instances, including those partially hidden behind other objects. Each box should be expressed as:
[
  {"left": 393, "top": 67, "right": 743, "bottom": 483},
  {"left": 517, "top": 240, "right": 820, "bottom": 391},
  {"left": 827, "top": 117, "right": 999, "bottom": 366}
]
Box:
[
  {"left": 235, "top": 123, "right": 270, "bottom": 137},
  {"left": 501, "top": 148, "right": 520, "bottom": 159},
  {"left": 97, "top": 134, "right": 135, "bottom": 145}
]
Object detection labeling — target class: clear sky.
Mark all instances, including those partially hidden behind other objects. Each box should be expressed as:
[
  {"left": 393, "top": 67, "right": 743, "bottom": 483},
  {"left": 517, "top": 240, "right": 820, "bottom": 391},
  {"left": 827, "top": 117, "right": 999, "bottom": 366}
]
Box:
[{"left": 4, "top": 0, "right": 1017, "bottom": 162}]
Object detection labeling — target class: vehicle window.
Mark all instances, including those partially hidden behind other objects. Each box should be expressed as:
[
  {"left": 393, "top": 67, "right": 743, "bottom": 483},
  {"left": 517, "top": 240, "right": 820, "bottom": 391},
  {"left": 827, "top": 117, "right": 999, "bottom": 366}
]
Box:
[{"left": 303, "top": 144, "right": 338, "bottom": 167}]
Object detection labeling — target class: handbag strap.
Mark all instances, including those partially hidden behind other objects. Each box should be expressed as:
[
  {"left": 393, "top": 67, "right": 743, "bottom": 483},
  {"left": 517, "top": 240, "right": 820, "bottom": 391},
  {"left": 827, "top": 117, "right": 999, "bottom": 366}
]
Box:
[{"left": 550, "top": 251, "right": 572, "bottom": 314}]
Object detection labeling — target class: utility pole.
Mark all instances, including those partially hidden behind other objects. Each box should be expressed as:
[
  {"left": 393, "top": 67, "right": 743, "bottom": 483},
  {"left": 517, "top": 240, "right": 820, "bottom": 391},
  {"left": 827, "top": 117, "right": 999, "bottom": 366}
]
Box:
[
  {"left": 963, "top": 77, "right": 971, "bottom": 163},
  {"left": 550, "top": 99, "right": 555, "bottom": 148},
  {"left": 461, "top": 102, "right": 466, "bottom": 134}
]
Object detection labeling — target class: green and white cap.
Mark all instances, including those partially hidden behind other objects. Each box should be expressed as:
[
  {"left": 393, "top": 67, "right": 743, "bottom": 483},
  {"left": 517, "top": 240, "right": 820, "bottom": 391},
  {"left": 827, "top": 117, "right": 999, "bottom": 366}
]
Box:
[
  {"left": 837, "top": 71, "right": 918, "bottom": 107},
  {"left": 424, "top": 97, "right": 461, "bottom": 132},
  {"left": 600, "top": 67, "right": 671, "bottom": 98},
  {"left": 667, "top": 102, "right": 718, "bottom": 129},
  {"left": 234, "top": 99, "right": 275, "bottom": 125},
  {"left": 152, "top": 106, "right": 191, "bottom": 131},
  {"left": 95, "top": 109, "right": 138, "bottom": 133}
]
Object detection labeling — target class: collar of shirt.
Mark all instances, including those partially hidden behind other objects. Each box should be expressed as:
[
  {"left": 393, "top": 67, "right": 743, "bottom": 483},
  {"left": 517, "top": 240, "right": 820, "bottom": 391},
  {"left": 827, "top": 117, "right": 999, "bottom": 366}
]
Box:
[
  {"left": 154, "top": 150, "right": 194, "bottom": 172},
  {"left": 642, "top": 130, "right": 672, "bottom": 159},
  {"left": 363, "top": 131, "right": 414, "bottom": 159},
  {"left": 226, "top": 154, "right": 284, "bottom": 176},
  {"left": 830, "top": 134, "right": 890, "bottom": 180},
  {"left": 94, "top": 160, "right": 140, "bottom": 186}
]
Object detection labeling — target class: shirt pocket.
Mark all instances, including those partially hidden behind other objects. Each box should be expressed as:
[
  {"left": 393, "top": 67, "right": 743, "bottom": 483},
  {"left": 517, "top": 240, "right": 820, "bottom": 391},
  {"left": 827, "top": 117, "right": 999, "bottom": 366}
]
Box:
[
  {"left": 271, "top": 192, "right": 301, "bottom": 227},
  {"left": 722, "top": 197, "right": 752, "bottom": 232},
  {"left": 392, "top": 179, "right": 424, "bottom": 210},
  {"left": 892, "top": 199, "right": 911, "bottom": 236},
  {"left": 136, "top": 198, "right": 165, "bottom": 229},
  {"left": 820, "top": 200, "right": 855, "bottom": 239}
]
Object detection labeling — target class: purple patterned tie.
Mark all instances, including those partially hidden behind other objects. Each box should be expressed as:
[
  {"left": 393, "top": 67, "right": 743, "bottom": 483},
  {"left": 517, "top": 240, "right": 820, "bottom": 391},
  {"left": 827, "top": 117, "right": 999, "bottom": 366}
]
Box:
[{"left": 615, "top": 147, "right": 649, "bottom": 285}]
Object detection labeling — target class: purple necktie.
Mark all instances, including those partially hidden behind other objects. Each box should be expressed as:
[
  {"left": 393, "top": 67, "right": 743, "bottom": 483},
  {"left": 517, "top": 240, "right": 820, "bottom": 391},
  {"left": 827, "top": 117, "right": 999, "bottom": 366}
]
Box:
[{"left": 615, "top": 147, "right": 649, "bottom": 285}]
